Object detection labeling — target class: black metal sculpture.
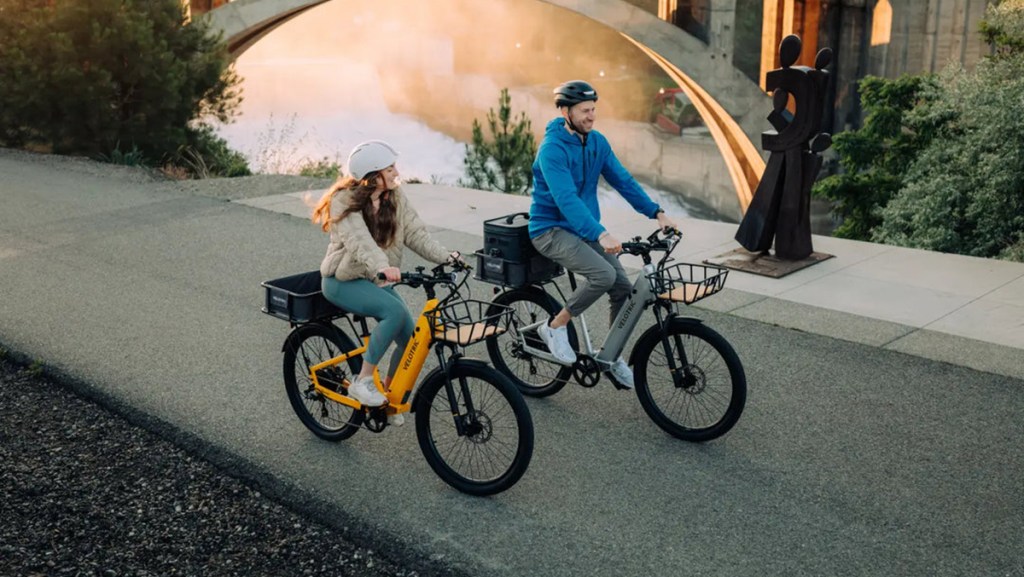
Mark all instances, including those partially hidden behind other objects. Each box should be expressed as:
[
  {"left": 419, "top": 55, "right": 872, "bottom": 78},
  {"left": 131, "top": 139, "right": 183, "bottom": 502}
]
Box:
[{"left": 735, "top": 34, "right": 832, "bottom": 260}]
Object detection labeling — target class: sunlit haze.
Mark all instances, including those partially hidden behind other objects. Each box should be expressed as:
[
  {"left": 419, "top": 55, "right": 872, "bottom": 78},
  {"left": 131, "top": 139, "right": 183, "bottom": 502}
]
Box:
[{"left": 214, "top": 0, "right": 726, "bottom": 218}]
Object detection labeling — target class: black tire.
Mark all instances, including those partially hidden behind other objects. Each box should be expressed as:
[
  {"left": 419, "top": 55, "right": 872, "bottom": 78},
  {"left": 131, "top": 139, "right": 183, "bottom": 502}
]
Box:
[
  {"left": 486, "top": 288, "right": 577, "bottom": 397},
  {"left": 283, "top": 323, "right": 364, "bottom": 442},
  {"left": 633, "top": 320, "right": 746, "bottom": 442},
  {"left": 413, "top": 362, "right": 534, "bottom": 496}
]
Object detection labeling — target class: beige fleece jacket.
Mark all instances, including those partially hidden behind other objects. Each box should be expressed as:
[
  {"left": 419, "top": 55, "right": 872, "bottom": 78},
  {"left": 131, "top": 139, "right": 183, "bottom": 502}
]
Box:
[{"left": 319, "top": 186, "right": 451, "bottom": 281}]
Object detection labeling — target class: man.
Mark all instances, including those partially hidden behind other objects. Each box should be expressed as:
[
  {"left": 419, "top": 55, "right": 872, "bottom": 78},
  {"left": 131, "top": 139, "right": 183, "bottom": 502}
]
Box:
[{"left": 529, "top": 80, "right": 678, "bottom": 389}]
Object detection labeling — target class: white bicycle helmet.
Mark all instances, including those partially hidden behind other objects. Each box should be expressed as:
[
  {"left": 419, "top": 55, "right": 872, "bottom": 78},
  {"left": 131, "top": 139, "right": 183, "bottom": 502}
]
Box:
[{"left": 347, "top": 140, "right": 399, "bottom": 180}]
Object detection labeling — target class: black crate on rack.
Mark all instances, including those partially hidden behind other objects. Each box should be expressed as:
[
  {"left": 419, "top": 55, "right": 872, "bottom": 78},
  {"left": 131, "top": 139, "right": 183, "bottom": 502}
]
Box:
[
  {"left": 483, "top": 212, "right": 538, "bottom": 263},
  {"left": 261, "top": 271, "right": 343, "bottom": 323},
  {"left": 473, "top": 250, "right": 562, "bottom": 288}
]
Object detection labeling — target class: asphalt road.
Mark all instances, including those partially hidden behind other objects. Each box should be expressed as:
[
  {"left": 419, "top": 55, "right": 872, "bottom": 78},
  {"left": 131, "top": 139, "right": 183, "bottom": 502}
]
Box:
[{"left": 1, "top": 150, "right": 1022, "bottom": 577}]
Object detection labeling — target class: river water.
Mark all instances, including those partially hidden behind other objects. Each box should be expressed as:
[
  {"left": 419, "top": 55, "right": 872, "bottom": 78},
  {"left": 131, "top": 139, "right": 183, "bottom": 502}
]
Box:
[
  {"left": 214, "top": 58, "right": 708, "bottom": 218},
  {"left": 212, "top": 1, "right": 717, "bottom": 219}
]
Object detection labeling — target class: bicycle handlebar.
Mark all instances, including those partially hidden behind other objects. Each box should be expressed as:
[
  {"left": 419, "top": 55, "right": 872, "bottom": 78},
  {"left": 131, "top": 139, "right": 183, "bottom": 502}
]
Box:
[
  {"left": 620, "top": 227, "right": 682, "bottom": 258},
  {"left": 376, "top": 260, "right": 472, "bottom": 289}
]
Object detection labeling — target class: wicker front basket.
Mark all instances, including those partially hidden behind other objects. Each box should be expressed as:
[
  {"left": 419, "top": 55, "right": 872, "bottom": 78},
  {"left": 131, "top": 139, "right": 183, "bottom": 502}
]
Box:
[
  {"left": 648, "top": 263, "right": 728, "bottom": 304},
  {"left": 428, "top": 299, "right": 512, "bottom": 346}
]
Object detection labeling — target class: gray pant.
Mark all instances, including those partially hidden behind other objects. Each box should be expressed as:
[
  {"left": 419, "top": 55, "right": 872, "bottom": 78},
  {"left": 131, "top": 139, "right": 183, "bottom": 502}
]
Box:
[{"left": 532, "top": 227, "right": 631, "bottom": 324}]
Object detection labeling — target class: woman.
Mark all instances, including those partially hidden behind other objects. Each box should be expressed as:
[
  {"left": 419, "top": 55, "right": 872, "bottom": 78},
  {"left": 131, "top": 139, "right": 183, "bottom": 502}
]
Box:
[{"left": 312, "top": 140, "right": 460, "bottom": 416}]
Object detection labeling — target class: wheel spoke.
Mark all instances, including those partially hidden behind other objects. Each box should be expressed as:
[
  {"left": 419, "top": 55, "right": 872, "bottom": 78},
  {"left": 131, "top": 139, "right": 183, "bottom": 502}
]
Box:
[
  {"left": 487, "top": 290, "right": 573, "bottom": 397},
  {"left": 284, "top": 325, "right": 363, "bottom": 441},
  {"left": 417, "top": 365, "right": 533, "bottom": 495},
  {"left": 634, "top": 323, "right": 746, "bottom": 442}
]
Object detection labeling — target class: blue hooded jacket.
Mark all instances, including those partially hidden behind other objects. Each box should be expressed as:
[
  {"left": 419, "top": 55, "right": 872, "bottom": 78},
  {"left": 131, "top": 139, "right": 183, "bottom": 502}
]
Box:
[{"left": 528, "top": 117, "right": 661, "bottom": 240}]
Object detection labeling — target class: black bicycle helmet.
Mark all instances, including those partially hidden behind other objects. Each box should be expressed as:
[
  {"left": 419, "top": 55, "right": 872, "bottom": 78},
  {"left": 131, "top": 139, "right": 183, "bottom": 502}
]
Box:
[{"left": 553, "top": 80, "right": 598, "bottom": 108}]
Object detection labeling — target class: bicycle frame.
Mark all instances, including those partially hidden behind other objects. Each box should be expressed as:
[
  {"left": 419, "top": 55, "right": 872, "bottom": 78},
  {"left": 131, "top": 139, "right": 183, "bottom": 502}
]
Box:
[
  {"left": 306, "top": 296, "right": 441, "bottom": 415},
  {"left": 515, "top": 262, "right": 661, "bottom": 369}
]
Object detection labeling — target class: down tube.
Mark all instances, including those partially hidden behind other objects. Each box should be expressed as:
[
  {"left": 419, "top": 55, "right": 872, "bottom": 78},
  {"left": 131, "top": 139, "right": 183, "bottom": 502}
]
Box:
[
  {"left": 596, "top": 266, "right": 656, "bottom": 363},
  {"left": 388, "top": 300, "right": 437, "bottom": 407}
]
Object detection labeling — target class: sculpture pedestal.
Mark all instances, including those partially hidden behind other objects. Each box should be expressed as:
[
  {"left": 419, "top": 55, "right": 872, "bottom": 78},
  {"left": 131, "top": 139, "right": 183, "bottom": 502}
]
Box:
[{"left": 705, "top": 248, "right": 833, "bottom": 279}]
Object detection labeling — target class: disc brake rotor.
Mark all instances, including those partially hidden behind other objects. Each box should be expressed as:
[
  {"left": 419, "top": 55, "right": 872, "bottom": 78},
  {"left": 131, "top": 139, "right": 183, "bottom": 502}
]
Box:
[
  {"left": 680, "top": 364, "right": 707, "bottom": 394},
  {"left": 464, "top": 410, "right": 493, "bottom": 443}
]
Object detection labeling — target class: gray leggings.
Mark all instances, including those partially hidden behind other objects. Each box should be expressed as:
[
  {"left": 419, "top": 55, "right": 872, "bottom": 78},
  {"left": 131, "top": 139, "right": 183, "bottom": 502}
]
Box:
[
  {"left": 321, "top": 277, "right": 414, "bottom": 375},
  {"left": 531, "top": 227, "right": 631, "bottom": 324}
]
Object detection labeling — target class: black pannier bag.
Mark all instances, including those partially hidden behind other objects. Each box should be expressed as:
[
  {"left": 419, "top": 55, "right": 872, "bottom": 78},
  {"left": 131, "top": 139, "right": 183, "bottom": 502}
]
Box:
[{"left": 474, "top": 212, "right": 562, "bottom": 288}]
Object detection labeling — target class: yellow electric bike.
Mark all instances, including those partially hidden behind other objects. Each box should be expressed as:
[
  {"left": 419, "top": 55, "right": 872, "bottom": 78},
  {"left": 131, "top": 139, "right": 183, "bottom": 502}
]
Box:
[{"left": 262, "top": 262, "right": 533, "bottom": 496}]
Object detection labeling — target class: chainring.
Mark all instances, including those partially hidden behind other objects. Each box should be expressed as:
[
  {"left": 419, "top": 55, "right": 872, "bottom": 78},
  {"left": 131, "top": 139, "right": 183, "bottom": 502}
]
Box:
[
  {"left": 363, "top": 406, "right": 389, "bottom": 433},
  {"left": 573, "top": 356, "right": 601, "bottom": 387}
]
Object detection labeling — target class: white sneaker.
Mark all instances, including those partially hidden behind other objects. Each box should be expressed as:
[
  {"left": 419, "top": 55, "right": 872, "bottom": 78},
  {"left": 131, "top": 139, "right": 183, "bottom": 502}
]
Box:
[
  {"left": 538, "top": 322, "right": 577, "bottom": 365},
  {"left": 608, "top": 358, "right": 634, "bottom": 389},
  {"left": 348, "top": 376, "right": 387, "bottom": 406},
  {"left": 390, "top": 412, "right": 405, "bottom": 427}
]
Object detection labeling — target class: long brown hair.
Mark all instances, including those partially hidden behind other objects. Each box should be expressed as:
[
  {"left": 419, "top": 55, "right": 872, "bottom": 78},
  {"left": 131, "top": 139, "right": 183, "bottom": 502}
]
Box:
[{"left": 311, "top": 172, "right": 398, "bottom": 248}]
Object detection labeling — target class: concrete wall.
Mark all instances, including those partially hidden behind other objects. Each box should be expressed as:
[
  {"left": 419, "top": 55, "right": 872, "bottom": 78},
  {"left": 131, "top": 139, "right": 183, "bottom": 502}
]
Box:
[
  {"left": 875, "top": 0, "right": 990, "bottom": 77},
  {"left": 603, "top": 122, "right": 740, "bottom": 220}
]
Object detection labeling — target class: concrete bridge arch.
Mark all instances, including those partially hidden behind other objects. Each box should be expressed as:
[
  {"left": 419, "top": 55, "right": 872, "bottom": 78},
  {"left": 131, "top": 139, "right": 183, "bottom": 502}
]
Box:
[{"left": 202, "top": 0, "right": 769, "bottom": 211}]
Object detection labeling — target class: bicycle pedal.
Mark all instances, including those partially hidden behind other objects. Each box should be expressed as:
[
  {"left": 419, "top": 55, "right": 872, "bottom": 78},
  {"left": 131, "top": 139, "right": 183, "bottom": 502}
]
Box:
[
  {"left": 607, "top": 375, "right": 632, "bottom": 391},
  {"left": 364, "top": 407, "right": 389, "bottom": 433}
]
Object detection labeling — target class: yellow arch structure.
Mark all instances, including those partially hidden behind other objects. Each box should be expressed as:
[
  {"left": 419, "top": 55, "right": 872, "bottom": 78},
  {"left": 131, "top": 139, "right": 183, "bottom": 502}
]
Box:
[{"left": 622, "top": 35, "right": 764, "bottom": 211}]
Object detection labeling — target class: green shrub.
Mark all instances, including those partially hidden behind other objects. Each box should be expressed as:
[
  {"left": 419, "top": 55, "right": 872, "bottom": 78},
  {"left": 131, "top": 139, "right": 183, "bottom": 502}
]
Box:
[
  {"left": 0, "top": 0, "right": 243, "bottom": 170},
  {"left": 811, "top": 74, "right": 940, "bottom": 240},
  {"left": 297, "top": 157, "right": 342, "bottom": 179},
  {"left": 100, "top": 144, "right": 148, "bottom": 167},
  {"left": 873, "top": 56, "right": 1024, "bottom": 260},
  {"left": 187, "top": 124, "right": 251, "bottom": 177}
]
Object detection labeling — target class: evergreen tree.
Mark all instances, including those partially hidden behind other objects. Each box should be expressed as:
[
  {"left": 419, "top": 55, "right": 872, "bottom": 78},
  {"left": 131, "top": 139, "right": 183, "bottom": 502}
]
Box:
[
  {"left": 810, "top": 74, "right": 940, "bottom": 240},
  {"left": 871, "top": 0, "right": 1024, "bottom": 261},
  {"left": 810, "top": 0, "right": 1024, "bottom": 260},
  {"left": 462, "top": 88, "right": 537, "bottom": 195},
  {"left": 0, "top": 0, "right": 244, "bottom": 173},
  {"left": 980, "top": 0, "right": 1024, "bottom": 56}
]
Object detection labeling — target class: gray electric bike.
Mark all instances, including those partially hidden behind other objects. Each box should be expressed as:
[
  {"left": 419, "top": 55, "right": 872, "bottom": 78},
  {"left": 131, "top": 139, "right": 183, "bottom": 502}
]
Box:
[{"left": 485, "top": 228, "right": 746, "bottom": 442}]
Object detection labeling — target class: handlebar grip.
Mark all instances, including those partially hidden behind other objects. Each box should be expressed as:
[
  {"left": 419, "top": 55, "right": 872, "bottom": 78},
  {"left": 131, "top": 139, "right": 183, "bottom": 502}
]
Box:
[{"left": 377, "top": 272, "right": 409, "bottom": 282}]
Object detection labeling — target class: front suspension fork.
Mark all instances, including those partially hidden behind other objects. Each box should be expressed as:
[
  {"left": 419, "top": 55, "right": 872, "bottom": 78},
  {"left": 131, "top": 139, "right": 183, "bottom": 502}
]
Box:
[
  {"left": 653, "top": 306, "right": 690, "bottom": 388},
  {"left": 435, "top": 346, "right": 478, "bottom": 436}
]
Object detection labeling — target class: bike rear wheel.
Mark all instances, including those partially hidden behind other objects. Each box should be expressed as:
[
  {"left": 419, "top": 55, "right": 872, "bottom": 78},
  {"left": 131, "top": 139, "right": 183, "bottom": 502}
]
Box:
[
  {"left": 283, "top": 323, "right": 364, "bottom": 442},
  {"left": 486, "top": 288, "right": 577, "bottom": 397},
  {"left": 414, "top": 362, "right": 533, "bottom": 496},
  {"left": 633, "top": 320, "right": 746, "bottom": 442}
]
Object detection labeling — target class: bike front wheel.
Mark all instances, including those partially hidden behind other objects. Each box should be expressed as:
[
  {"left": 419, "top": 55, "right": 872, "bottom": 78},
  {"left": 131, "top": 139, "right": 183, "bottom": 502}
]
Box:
[
  {"left": 633, "top": 320, "right": 746, "bottom": 442},
  {"left": 413, "top": 361, "right": 534, "bottom": 496},
  {"left": 283, "top": 323, "right": 364, "bottom": 442},
  {"left": 486, "top": 288, "right": 577, "bottom": 397}
]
